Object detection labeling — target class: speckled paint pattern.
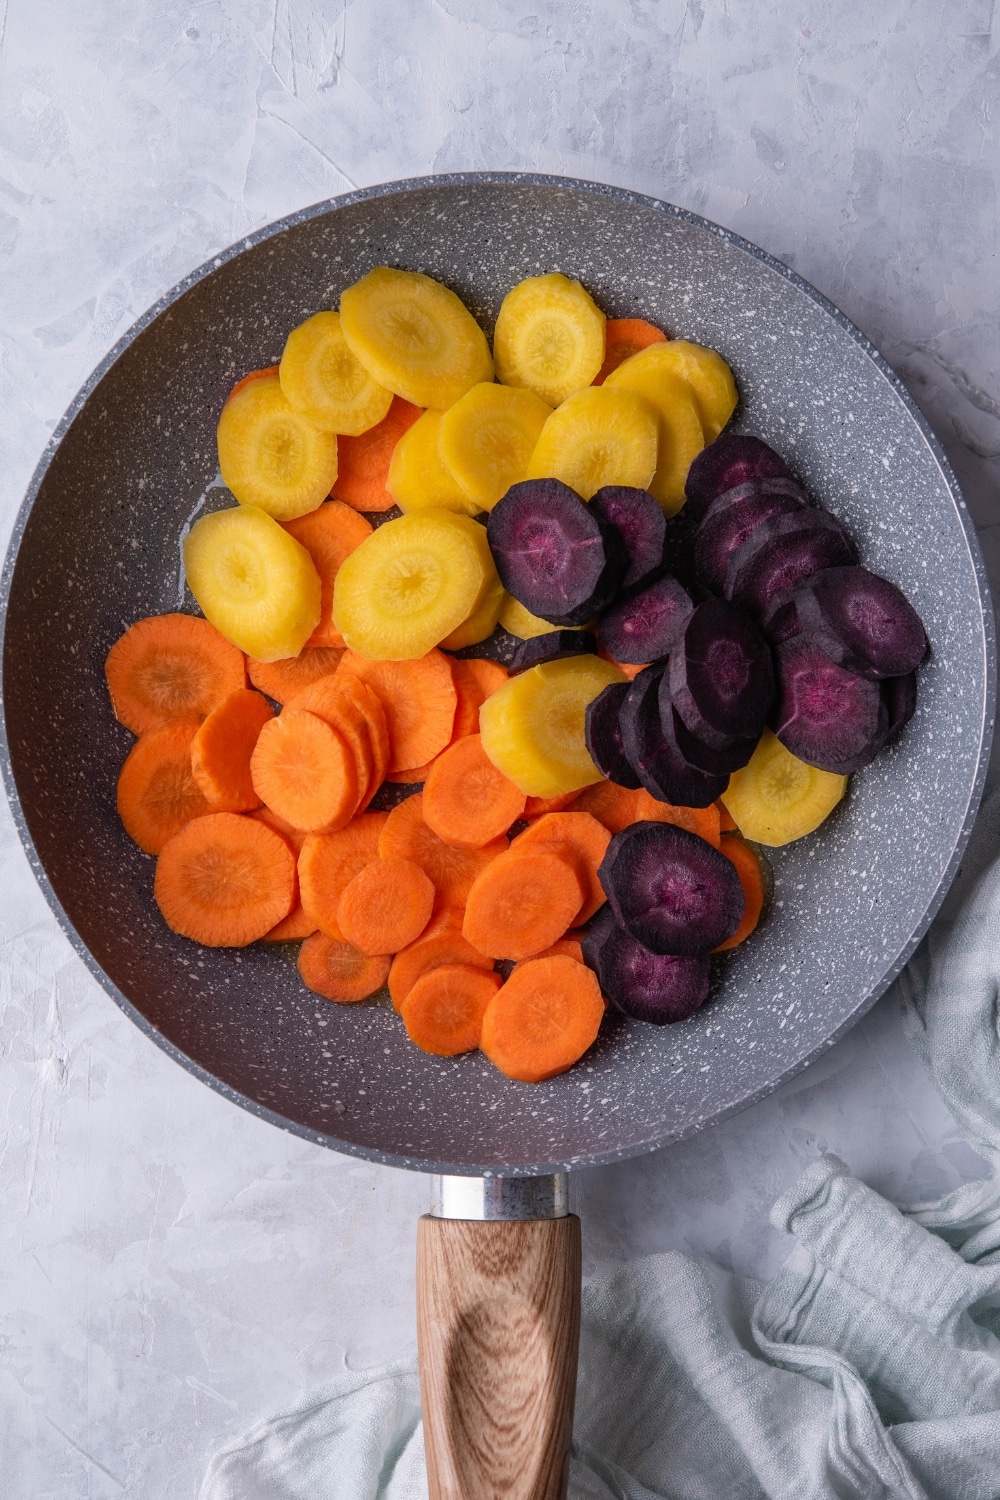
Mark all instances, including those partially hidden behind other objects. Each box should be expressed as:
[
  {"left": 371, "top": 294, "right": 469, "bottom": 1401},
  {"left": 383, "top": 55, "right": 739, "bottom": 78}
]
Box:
[{"left": 0, "top": 175, "right": 993, "bottom": 1176}]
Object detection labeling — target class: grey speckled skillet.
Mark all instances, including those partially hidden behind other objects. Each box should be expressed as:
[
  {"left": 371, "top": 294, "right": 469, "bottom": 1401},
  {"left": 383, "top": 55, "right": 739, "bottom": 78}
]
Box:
[{"left": 0, "top": 175, "right": 994, "bottom": 1179}]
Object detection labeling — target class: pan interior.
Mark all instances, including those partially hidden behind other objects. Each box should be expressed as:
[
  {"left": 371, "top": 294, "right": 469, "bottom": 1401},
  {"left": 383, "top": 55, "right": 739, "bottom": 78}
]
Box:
[{"left": 1, "top": 177, "right": 991, "bottom": 1174}]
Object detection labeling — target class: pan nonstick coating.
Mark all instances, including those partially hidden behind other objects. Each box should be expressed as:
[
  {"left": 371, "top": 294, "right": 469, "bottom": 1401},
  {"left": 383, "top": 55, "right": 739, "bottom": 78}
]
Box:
[{"left": 1, "top": 175, "right": 992, "bottom": 1175}]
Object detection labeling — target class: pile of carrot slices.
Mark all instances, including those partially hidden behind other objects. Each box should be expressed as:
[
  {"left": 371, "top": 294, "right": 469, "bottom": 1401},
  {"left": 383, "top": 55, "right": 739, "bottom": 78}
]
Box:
[{"left": 106, "top": 524, "right": 766, "bottom": 1086}]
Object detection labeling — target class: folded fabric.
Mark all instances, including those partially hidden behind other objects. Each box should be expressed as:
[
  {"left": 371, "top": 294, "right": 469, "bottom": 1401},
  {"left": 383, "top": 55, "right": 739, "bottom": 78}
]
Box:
[{"left": 202, "top": 791, "right": 1000, "bottom": 1500}]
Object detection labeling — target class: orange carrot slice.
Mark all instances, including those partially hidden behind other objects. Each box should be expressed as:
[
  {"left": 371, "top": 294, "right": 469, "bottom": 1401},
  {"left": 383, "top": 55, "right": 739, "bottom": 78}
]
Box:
[
  {"left": 574, "top": 781, "right": 721, "bottom": 846},
  {"left": 450, "top": 656, "right": 510, "bottom": 740},
  {"left": 154, "top": 812, "right": 295, "bottom": 946},
  {"left": 298, "top": 812, "right": 389, "bottom": 936},
  {"left": 190, "top": 688, "right": 274, "bottom": 812},
  {"left": 262, "top": 903, "right": 317, "bottom": 942},
  {"left": 512, "top": 935, "right": 584, "bottom": 969},
  {"left": 388, "top": 927, "right": 494, "bottom": 1012},
  {"left": 401, "top": 964, "right": 503, "bottom": 1056},
  {"left": 462, "top": 848, "right": 585, "bottom": 960},
  {"left": 286, "top": 675, "right": 375, "bottom": 814},
  {"left": 251, "top": 805, "right": 308, "bottom": 851},
  {"left": 595, "top": 646, "right": 646, "bottom": 680},
  {"left": 385, "top": 756, "right": 442, "bottom": 785},
  {"left": 106, "top": 613, "right": 246, "bottom": 734},
  {"left": 247, "top": 647, "right": 346, "bottom": 704},
  {"left": 251, "top": 808, "right": 313, "bottom": 937},
  {"left": 480, "top": 955, "right": 605, "bottom": 1082},
  {"left": 714, "top": 834, "right": 769, "bottom": 951},
  {"left": 716, "top": 799, "right": 739, "bottom": 834},
  {"left": 512, "top": 811, "right": 611, "bottom": 922},
  {"left": 524, "top": 790, "right": 581, "bottom": 817},
  {"left": 283, "top": 500, "right": 373, "bottom": 648},
  {"left": 336, "top": 856, "right": 435, "bottom": 955},
  {"left": 298, "top": 931, "right": 391, "bottom": 1002},
  {"left": 337, "top": 674, "right": 391, "bottom": 795},
  {"left": 422, "top": 735, "right": 526, "bottom": 848},
  {"left": 117, "top": 719, "right": 215, "bottom": 854},
  {"left": 338, "top": 649, "right": 457, "bottom": 773},
  {"left": 250, "top": 709, "right": 358, "bottom": 833},
  {"left": 332, "top": 395, "right": 423, "bottom": 511},
  {"left": 378, "top": 793, "right": 506, "bottom": 909},
  {"left": 592, "top": 319, "right": 668, "bottom": 385}
]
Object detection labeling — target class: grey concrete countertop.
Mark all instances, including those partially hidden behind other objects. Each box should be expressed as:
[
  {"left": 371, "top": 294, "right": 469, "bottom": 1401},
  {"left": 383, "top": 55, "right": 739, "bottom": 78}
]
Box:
[{"left": 1, "top": 3, "right": 997, "bottom": 1495}]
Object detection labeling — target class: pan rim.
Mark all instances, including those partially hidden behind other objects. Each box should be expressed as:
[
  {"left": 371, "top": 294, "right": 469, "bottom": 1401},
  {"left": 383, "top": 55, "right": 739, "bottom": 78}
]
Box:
[{"left": 1, "top": 170, "right": 994, "bottom": 1177}]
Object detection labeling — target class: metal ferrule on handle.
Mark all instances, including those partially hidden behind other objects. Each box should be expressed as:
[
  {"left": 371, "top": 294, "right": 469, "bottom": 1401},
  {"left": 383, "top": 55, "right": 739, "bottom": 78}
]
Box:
[{"left": 417, "top": 1175, "right": 581, "bottom": 1500}]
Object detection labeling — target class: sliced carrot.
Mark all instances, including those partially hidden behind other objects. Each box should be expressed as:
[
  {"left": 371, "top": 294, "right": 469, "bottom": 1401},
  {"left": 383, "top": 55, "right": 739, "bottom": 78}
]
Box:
[
  {"left": 388, "top": 927, "right": 494, "bottom": 1012},
  {"left": 714, "top": 834, "right": 769, "bottom": 951},
  {"left": 224, "top": 367, "right": 279, "bottom": 406},
  {"left": 154, "top": 812, "right": 295, "bottom": 946},
  {"left": 574, "top": 781, "right": 722, "bottom": 846},
  {"left": 592, "top": 319, "right": 669, "bottom": 385},
  {"left": 250, "top": 709, "right": 358, "bottom": 833},
  {"left": 117, "top": 719, "right": 215, "bottom": 854},
  {"left": 450, "top": 655, "right": 510, "bottom": 739},
  {"left": 248, "top": 647, "right": 346, "bottom": 704},
  {"left": 422, "top": 735, "right": 526, "bottom": 848},
  {"left": 462, "top": 848, "right": 585, "bottom": 960},
  {"left": 717, "top": 800, "right": 739, "bottom": 834},
  {"left": 252, "top": 805, "right": 308, "bottom": 852},
  {"left": 338, "top": 674, "right": 391, "bottom": 795},
  {"left": 401, "top": 964, "right": 503, "bottom": 1056},
  {"left": 294, "top": 670, "right": 390, "bottom": 799},
  {"left": 480, "top": 955, "right": 605, "bottom": 1082},
  {"left": 287, "top": 674, "right": 375, "bottom": 813},
  {"left": 251, "top": 807, "right": 312, "bottom": 936},
  {"left": 106, "top": 613, "right": 246, "bottom": 735},
  {"left": 332, "top": 395, "right": 424, "bottom": 512},
  {"left": 283, "top": 501, "right": 373, "bottom": 648},
  {"left": 595, "top": 648, "right": 647, "bottom": 680},
  {"left": 262, "top": 903, "right": 317, "bottom": 942},
  {"left": 512, "top": 811, "right": 611, "bottom": 923},
  {"left": 338, "top": 649, "right": 457, "bottom": 773},
  {"left": 512, "top": 935, "right": 584, "bottom": 969},
  {"left": 298, "top": 812, "right": 389, "bottom": 936},
  {"left": 378, "top": 793, "right": 507, "bottom": 908},
  {"left": 524, "top": 790, "right": 582, "bottom": 818},
  {"left": 385, "top": 756, "right": 442, "bottom": 785},
  {"left": 336, "top": 856, "right": 435, "bottom": 955},
  {"left": 298, "top": 931, "right": 391, "bottom": 1003},
  {"left": 190, "top": 688, "right": 274, "bottom": 812}
]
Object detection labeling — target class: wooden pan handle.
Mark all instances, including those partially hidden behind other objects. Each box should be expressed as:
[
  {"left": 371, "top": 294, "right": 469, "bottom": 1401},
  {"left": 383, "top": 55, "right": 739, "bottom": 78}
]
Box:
[{"left": 416, "top": 1213, "right": 582, "bottom": 1500}]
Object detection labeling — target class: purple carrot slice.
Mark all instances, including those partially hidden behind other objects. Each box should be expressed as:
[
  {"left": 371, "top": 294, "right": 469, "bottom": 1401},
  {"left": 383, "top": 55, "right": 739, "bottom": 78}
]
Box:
[
  {"left": 619, "top": 666, "right": 729, "bottom": 808},
  {"left": 724, "top": 509, "right": 857, "bottom": 618},
  {"left": 597, "top": 573, "right": 694, "bottom": 664},
  {"left": 598, "top": 820, "right": 745, "bottom": 955},
  {"left": 668, "top": 598, "right": 775, "bottom": 749},
  {"left": 487, "top": 478, "right": 627, "bottom": 626},
  {"left": 662, "top": 674, "right": 758, "bottom": 775},
  {"left": 883, "top": 672, "right": 917, "bottom": 744},
  {"left": 760, "top": 586, "right": 802, "bottom": 644},
  {"left": 771, "top": 635, "right": 888, "bottom": 773},
  {"left": 585, "top": 682, "right": 641, "bottom": 789},
  {"left": 694, "top": 483, "right": 807, "bottom": 594},
  {"left": 589, "top": 485, "right": 666, "bottom": 591},
  {"left": 793, "top": 565, "right": 929, "bottom": 679},
  {"left": 581, "top": 905, "right": 711, "bottom": 1023},
  {"left": 684, "top": 435, "right": 793, "bottom": 523},
  {"left": 509, "top": 629, "right": 597, "bottom": 675}
]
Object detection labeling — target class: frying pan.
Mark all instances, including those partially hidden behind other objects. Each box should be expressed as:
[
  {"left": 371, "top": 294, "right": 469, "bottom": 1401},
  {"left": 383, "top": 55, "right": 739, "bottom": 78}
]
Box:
[{"left": 1, "top": 174, "right": 993, "bottom": 1497}]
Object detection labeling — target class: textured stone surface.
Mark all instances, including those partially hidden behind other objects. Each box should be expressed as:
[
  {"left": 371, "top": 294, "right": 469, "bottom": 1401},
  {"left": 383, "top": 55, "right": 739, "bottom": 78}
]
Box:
[{"left": 0, "top": 3, "right": 997, "bottom": 1495}]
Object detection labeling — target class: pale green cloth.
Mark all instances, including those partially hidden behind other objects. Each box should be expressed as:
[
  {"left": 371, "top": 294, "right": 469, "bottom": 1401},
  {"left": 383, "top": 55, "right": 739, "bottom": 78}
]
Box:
[{"left": 202, "top": 792, "right": 1000, "bottom": 1500}]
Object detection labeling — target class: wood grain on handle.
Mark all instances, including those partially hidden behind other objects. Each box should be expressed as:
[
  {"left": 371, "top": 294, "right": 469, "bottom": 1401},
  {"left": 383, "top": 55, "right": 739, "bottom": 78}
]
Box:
[{"left": 417, "top": 1214, "right": 581, "bottom": 1500}]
